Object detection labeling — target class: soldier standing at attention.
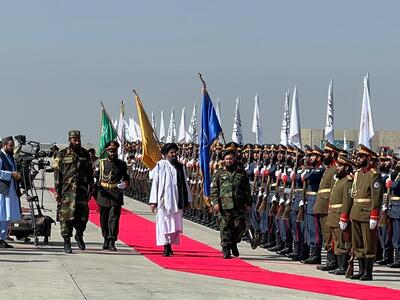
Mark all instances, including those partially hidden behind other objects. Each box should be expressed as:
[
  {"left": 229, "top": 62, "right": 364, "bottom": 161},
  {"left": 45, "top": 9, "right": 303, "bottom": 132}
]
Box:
[
  {"left": 95, "top": 141, "right": 130, "bottom": 251},
  {"left": 350, "top": 144, "right": 383, "bottom": 280},
  {"left": 54, "top": 130, "right": 94, "bottom": 253},
  {"left": 210, "top": 143, "right": 252, "bottom": 259}
]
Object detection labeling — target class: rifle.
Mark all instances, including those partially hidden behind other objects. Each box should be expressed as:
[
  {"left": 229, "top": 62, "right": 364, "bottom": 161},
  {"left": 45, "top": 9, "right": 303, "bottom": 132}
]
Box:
[
  {"left": 345, "top": 249, "right": 355, "bottom": 278},
  {"left": 257, "top": 175, "right": 271, "bottom": 213},
  {"left": 282, "top": 175, "right": 296, "bottom": 219},
  {"left": 378, "top": 188, "right": 390, "bottom": 227},
  {"left": 296, "top": 179, "right": 307, "bottom": 223}
]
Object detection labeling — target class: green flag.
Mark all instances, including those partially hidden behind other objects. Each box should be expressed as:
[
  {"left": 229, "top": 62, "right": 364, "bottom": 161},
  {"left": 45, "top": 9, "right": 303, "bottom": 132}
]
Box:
[{"left": 98, "top": 107, "right": 117, "bottom": 158}]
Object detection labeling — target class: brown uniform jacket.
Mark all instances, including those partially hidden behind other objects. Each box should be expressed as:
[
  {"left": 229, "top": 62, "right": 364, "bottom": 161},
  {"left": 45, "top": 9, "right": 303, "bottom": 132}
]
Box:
[
  {"left": 350, "top": 168, "right": 383, "bottom": 222},
  {"left": 326, "top": 174, "right": 353, "bottom": 228},
  {"left": 314, "top": 162, "right": 336, "bottom": 214}
]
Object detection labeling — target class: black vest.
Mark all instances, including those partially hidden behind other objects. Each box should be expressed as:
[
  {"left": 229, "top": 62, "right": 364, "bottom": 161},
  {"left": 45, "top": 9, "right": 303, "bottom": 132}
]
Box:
[{"left": 0, "top": 151, "right": 14, "bottom": 194}]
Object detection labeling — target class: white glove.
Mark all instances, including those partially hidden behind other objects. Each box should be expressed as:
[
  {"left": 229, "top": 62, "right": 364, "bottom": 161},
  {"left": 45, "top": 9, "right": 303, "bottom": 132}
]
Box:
[
  {"left": 117, "top": 182, "right": 127, "bottom": 190},
  {"left": 382, "top": 204, "right": 388, "bottom": 211},
  {"left": 272, "top": 195, "right": 277, "bottom": 202},
  {"left": 258, "top": 191, "right": 263, "bottom": 197},
  {"left": 275, "top": 170, "right": 282, "bottom": 179},
  {"left": 339, "top": 221, "right": 347, "bottom": 230},
  {"left": 279, "top": 197, "right": 285, "bottom": 204},
  {"left": 299, "top": 200, "right": 304, "bottom": 207},
  {"left": 369, "top": 219, "right": 378, "bottom": 230},
  {"left": 285, "top": 198, "right": 291, "bottom": 205}
]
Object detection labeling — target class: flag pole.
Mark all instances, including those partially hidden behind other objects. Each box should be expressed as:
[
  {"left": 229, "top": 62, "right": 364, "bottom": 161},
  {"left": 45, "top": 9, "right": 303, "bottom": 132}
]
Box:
[
  {"left": 197, "top": 73, "right": 226, "bottom": 145},
  {"left": 132, "top": 89, "right": 160, "bottom": 143}
]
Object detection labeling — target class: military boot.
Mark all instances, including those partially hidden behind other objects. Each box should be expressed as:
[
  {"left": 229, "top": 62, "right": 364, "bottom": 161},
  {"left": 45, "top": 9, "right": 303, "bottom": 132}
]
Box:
[
  {"left": 351, "top": 258, "right": 366, "bottom": 280},
  {"left": 388, "top": 249, "right": 400, "bottom": 268},
  {"left": 288, "top": 242, "right": 301, "bottom": 259},
  {"left": 231, "top": 244, "right": 240, "bottom": 257},
  {"left": 329, "top": 255, "right": 348, "bottom": 275},
  {"left": 63, "top": 237, "right": 72, "bottom": 254},
  {"left": 302, "top": 247, "right": 321, "bottom": 264},
  {"left": 108, "top": 239, "right": 117, "bottom": 251},
  {"left": 376, "top": 248, "right": 393, "bottom": 265},
  {"left": 74, "top": 234, "right": 86, "bottom": 250},
  {"left": 222, "top": 246, "right": 231, "bottom": 259},
  {"left": 102, "top": 239, "right": 109, "bottom": 250},
  {"left": 162, "top": 244, "right": 170, "bottom": 257},
  {"left": 269, "top": 237, "right": 284, "bottom": 252},
  {"left": 360, "top": 258, "right": 374, "bottom": 281},
  {"left": 259, "top": 234, "right": 269, "bottom": 249},
  {"left": 317, "top": 250, "right": 338, "bottom": 271},
  {"left": 277, "top": 241, "right": 293, "bottom": 256}
]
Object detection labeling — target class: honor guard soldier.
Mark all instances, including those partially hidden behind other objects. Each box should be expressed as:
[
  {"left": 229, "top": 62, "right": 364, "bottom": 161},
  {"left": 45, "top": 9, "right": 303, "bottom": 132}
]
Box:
[
  {"left": 316, "top": 141, "right": 340, "bottom": 271},
  {"left": 302, "top": 146, "right": 325, "bottom": 264},
  {"left": 95, "top": 140, "right": 130, "bottom": 251},
  {"left": 326, "top": 156, "right": 354, "bottom": 275},
  {"left": 54, "top": 130, "right": 94, "bottom": 253},
  {"left": 350, "top": 144, "right": 383, "bottom": 280},
  {"left": 385, "top": 156, "right": 400, "bottom": 268},
  {"left": 210, "top": 142, "right": 251, "bottom": 259}
]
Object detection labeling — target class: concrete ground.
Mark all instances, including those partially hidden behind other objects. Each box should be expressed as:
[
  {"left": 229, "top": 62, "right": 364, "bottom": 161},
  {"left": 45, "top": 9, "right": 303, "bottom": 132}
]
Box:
[{"left": 1, "top": 177, "right": 399, "bottom": 299}]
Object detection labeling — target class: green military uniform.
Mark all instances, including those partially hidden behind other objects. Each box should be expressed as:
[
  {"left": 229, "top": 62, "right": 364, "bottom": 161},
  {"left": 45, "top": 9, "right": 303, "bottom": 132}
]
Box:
[
  {"left": 210, "top": 160, "right": 251, "bottom": 256},
  {"left": 349, "top": 144, "right": 383, "bottom": 280},
  {"left": 54, "top": 132, "right": 94, "bottom": 239}
]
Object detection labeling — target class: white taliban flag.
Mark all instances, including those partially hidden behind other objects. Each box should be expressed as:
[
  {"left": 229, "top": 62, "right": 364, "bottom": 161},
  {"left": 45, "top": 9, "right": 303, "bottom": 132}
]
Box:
[
  {"left": 188, "top": 103, "right": 198, "bottom": 143},
  {"left": 343, "top": 131, "right": 348, "bottom": 151},
  {"left": 151, "top": 111, "right": 157, "bottom": 132},
  {"left": 325, "top": 79, "right": 334, "bottom": 143},
  {"left": 252, "top": 93, "right": 263, "bottom": 144},
  {"left": 288, "top": 86, "right": 302, "bottom": 148},
  {"left": 177, "top": 107, "right": 187, "bottom": 143},
  {"left": 128, "top": 115, "right": 142, "bottom": 141},
  {"left": 280, "top": 90, "right": 290, "bottom": 146},
  {"left": 215, "top": 97, "right": 222, "bottom": 124},
  {"left": 159, "top": 110, "right": 166, "bottom": 142},
  {"left": 116, "top": 100, "right": 126, "bottom": 159},
  {"left": 166, "top": 108, "right": 177, "bottom": 143},
  {"left": 358, "top": 74, "right": 375, "bottom": 149},
  {"left": 232, "top": 97, "right": 243, "bottom": 145}
]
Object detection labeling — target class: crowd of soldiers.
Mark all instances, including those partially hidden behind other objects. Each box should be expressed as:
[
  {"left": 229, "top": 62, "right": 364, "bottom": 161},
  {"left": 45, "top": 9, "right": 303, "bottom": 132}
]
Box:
[{"left": 124, "top": 139, "right": 400, "bottom": 281}]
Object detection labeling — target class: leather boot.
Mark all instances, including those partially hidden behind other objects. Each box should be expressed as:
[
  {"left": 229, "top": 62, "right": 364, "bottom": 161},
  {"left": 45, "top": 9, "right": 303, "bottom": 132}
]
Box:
[
  {"left": 277, "top": 241, "right": 293, "bottom": 256},
  {"left": 269, "top": 237, "right": 284, "bottom": 252},
  {"left": 222, "top": 246, "right": 231, "bottom": 259},
  {"left": 167, "top": 244, "right": 173, "bottom": 255},
  {"left": 288, "top": 242, "right": 300, "bottom": 259},
  {"left": 329, "top": 255, "right": 347, "bottom": 275},
  {"left": 102, "top": 239, "right": 109, "bottom": 250},
  {"left": 376, "top": 248, "right": 393, "bottom": 265},
  {"left": 388, "top": 249, "right": 400, "bottom": 268},
  {"left": 231, "top": 243, "right": 240, "bottom": 257},
  {"left": 259, "top": 234, "right": 269, "bottom": 249},
  {"left": 74, "top": 234, "right": 86, "bottom": 250},
  {"left": 162, "top": 244, "right": 170, "bottom": 257},
  {"left": 63, "top": 237, "right": 72, "bottom": 254},
  {"left": 302, "top": 247, "right": 321, "bottom": 264},
  {"left": 108, "top": 239, "right": 117, "bottom": 251},
  {"left": 351, "top": 258, "right": 366, "bottom": 279},
  {"left": 317, "top": 250, "right": 338, "bottom": 271},
  {"left": 360, "top": 258, "right": 374, "bottom": 281}
]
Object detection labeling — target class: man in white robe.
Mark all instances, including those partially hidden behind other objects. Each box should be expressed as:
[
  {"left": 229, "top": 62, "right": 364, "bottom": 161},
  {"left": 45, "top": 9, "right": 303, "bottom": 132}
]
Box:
[
  {"left": 149, "top": 143, "right": 192, "bottom": 256},
  {"left": 0, "top": 136, "right": 22, "bottom": 248}
]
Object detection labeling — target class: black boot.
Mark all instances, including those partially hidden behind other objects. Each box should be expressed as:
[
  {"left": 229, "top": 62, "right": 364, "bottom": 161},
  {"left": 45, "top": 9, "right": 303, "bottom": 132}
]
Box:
[
  {"left": 330, "top": 255, "right": 348, "bottom": 275},
  {"left": 63, "top": 237, "right": 72, "bottom": 254},
  {"left": 108, "top": 239, "right": 117, "bottom": 251},
  {"left": 288, "top": 242, "right": 300, "bottom": 259},
  {"left": 259, "top": 234, "right": 269, "bottom": 249},
  {"left": 269, "top": 237, "right": 284, "bottom": 252},
  {"left": 74, "top": 234, "right": 86, "bottom": 250},
  {"left": 102, "top": 239, "right": 109, "bottom": 250},
  {"left": 277, "top": 241, "right": 293, "bottom": 256},
  {"left": 162, "top": 244, "right": 170, "bottom": 256},
  {"left": 351, "top": 258, "right": 366, "bottom": 279},
  {"left": 388, "top": 249, "right": 400, "bottom": 268},
  {"left": 302, "top": 247, "right": 321, "bottom": 264},
  {"left": 167, "top": 244, "right": 173, "bottom": 255},
  {"left": 231, "top": 243, "right": 240, "bottom": 257},
  {"left": 376, "top": 248, "right": 393, "bottom": 265},
  {"left": 360, "top": 258, "right": 374, "bottom": 281},
  {"left": 222, "top": 246, "right": 231, "bottom": 259},
  {"left": 317, "top": 250, "right": 338, "bottom": 271}
]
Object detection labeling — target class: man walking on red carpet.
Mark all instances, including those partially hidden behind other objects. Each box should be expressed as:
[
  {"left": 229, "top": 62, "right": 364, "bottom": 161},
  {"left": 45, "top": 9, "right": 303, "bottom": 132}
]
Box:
[{"left": 149, "top": 143, "right": 192, "bottom": 257}]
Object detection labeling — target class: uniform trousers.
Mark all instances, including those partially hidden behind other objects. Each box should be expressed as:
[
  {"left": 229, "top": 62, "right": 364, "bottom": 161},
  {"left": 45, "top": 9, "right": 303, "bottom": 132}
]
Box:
[
  {"left": 351, "top": 220, "right": 377, "bottom": 259},
  {"left": 60, "top": 202, "right": 89, "bottom": 237},
  {"left": 99, "top": 205, "right": 122, "bottom": 241}
]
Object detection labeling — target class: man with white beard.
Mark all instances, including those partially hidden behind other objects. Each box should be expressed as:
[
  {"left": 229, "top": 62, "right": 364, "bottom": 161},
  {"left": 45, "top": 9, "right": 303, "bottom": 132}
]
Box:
[{"left": 149, "top": 143, "right": 192, "bottom": 256}]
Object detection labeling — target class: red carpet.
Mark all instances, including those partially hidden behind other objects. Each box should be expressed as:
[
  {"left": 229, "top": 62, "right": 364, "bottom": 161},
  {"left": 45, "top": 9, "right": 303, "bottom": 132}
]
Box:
[{"left": 51, "top": 190, "right": 400, "bottom": 299}]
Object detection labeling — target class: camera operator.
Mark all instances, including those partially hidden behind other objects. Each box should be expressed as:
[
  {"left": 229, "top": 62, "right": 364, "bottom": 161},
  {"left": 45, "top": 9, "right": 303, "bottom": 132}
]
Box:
[{"left": 0, "top": 136, "right": 22, "bottom": 248}]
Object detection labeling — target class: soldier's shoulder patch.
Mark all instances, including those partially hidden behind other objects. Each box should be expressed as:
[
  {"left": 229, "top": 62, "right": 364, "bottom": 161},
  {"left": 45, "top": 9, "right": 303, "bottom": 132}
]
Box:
[{"left": 373, "top": 181, "right": 381, "bottom": 189}]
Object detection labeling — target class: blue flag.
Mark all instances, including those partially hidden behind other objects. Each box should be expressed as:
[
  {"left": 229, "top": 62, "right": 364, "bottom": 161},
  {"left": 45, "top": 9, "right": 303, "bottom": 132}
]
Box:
[{"left": 199, "top": 88, "right": 222, "bottom": 197}]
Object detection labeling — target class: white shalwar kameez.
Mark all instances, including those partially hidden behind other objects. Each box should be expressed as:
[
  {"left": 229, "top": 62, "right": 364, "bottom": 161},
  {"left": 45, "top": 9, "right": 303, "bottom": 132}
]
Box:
[
  {"left": 0, "top": 149, "right": 21, "bottom": 240},
  {"left": 149, "top": 159, "right": 192, "bottom": 246}
]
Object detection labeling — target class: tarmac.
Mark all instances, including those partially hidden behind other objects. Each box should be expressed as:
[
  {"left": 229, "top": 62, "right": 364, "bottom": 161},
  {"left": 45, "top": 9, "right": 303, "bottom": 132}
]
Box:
[{"left": 1, "top": 175, "right": 400, "bottom": 300}]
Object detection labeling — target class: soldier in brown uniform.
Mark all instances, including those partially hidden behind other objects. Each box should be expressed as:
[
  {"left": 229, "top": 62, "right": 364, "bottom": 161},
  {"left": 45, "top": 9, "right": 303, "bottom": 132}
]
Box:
[
  {"left": 326, "top": 156, "right": 354, "bottom": 275},
  {"left": 315, "top": 141, "right": 340, "bottom": 271},
  {"left": 350, "top": 144, "right": 383, "bottom": 281}
]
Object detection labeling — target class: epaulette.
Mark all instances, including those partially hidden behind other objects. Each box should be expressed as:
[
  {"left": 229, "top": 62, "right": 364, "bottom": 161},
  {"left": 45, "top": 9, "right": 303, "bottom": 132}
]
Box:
[{"left": 346, "top": 174, "right": 353, "bottom": 180}]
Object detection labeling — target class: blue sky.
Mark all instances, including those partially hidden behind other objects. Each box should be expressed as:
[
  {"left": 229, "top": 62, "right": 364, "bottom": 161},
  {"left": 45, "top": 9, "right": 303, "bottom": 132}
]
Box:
[{"left": 1, "top": 1, "right": 400, "bottom": 144}]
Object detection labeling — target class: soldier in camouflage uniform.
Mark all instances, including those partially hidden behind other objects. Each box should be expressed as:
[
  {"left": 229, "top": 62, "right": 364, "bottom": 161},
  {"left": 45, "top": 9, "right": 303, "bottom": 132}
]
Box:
[
  {"left": 210, "top": 143, "right": 252, "bottom": 259},
  {"left": 53, "top": 130, "right": 94, "bottom": 253}
]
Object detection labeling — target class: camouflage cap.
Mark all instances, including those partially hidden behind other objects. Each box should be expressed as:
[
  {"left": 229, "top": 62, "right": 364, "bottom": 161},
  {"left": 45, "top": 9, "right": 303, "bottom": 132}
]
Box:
[{"left": 68, "top": 130, "right": 81, "bottom": 139}]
